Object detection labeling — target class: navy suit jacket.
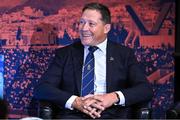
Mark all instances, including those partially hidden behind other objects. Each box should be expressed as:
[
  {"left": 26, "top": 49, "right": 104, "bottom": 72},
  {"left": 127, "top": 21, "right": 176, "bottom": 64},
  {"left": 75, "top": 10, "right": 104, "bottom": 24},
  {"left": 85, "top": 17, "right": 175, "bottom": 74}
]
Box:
[{"left": 34, "top": 40, "right": 153, "bottom": 110}]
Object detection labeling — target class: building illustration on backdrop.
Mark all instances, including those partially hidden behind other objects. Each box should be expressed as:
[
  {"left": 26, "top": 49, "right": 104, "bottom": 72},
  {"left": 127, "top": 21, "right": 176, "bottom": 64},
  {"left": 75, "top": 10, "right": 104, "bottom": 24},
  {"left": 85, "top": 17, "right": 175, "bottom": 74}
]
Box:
[
  {"left": 31, "top": 23, "right": 58, "bottom": 45},
  {"left": 0, "top": 0, "right": 175, "bottom": 48}
]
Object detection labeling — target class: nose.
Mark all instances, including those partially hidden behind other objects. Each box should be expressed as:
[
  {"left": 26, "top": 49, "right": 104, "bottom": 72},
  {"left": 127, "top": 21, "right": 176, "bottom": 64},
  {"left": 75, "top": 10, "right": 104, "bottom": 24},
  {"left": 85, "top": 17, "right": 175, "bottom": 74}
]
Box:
[{"left": 80, "top": 22, "right": 89, "bottom": 31}]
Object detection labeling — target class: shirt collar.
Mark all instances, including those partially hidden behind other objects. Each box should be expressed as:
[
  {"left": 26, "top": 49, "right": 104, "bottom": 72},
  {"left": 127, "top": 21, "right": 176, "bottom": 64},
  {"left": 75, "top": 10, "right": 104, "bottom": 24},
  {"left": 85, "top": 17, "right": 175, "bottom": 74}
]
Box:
[
  {"left": 96, "top": 38, "right": 107, "bottom": 53},
  {"left": 84, "top": 38, "right": 107, "bottom": 53}
]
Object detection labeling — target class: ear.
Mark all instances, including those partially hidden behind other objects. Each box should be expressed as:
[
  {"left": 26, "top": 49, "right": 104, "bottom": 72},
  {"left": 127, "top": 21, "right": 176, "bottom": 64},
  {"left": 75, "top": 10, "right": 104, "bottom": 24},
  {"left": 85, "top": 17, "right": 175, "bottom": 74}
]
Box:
[{"left": 104, "top": 24, "right": 111, "bottom": 34}]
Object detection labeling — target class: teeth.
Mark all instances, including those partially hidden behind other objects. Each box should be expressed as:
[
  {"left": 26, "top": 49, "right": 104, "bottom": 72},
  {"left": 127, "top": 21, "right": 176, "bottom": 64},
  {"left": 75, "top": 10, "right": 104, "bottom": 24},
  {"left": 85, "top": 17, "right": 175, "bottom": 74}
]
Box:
[
  {"left": 81, "top": 33, "right": 92, "bottom": 37},
  {"left": 82, "top": 35, "right": 91, "bottom": 37},
  {"left": 80, "top": 31, "right": 93, "bottom": 37}
]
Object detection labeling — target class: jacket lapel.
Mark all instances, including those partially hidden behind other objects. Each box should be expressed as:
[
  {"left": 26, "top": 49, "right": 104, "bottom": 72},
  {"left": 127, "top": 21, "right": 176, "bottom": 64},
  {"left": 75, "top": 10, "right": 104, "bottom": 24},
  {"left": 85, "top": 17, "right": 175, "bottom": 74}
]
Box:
[
  {"left": 106, "top": 41, "right": 116, "bottom": 93},
  {"left": 72, "top": 42, "right": 84, "bottom": 95}
]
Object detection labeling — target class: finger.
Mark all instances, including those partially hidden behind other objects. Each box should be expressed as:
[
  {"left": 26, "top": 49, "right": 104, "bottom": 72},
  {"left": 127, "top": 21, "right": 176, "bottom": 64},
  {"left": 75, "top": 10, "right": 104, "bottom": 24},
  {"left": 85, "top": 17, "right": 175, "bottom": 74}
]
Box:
[
  {"left": 82, "top": 94, "right": 94, "bottom": 100},
  {"left": 84, "top": 105, "right": 93, "bottom": 112},
  {"left": 83, "top": 104, "right": 101, "bottom": 118},
  {"left": 91, "top": 102, "right": 105, "bottom": 111},
  {"left": 83, "top": 98, "right": 96, "bottom": 108},
  {"left": 82, "top": 108, "right": 90, "bottom": 115},
  {"left": 82, "top": 107, "right": 97, "bottom": 119},
  {"left": 89, "top": 113, "right": 96, "bottom": 119},
  {"left": 97, "top": 109, "right": 103, "bottom": 115},
  {"left": 89, "top": 108, "right": 97, "bottom": 118},
  {"left": 90, "top": 108, "right": 101, "bottom": 118}
]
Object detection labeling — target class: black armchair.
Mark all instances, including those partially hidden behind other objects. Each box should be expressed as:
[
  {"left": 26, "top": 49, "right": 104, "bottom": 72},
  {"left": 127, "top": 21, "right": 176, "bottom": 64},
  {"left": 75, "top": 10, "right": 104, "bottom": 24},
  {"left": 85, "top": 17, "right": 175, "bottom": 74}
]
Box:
[
  {"left": 37, "top": 100, "right": 151, "bottom": 119},
  {"left": 166, "top": 102, "right": 180, "bottom": 119}
]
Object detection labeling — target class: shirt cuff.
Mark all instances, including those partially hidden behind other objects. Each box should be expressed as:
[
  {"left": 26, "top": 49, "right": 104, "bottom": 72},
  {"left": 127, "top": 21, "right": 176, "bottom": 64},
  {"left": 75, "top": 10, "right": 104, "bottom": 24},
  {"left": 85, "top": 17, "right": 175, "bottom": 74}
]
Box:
[
  {"left": 65, "top": 95, "right": 78, "bottom": 110},
  {"left": 115, "top": 91, "right": 125, "bottom": 106}
]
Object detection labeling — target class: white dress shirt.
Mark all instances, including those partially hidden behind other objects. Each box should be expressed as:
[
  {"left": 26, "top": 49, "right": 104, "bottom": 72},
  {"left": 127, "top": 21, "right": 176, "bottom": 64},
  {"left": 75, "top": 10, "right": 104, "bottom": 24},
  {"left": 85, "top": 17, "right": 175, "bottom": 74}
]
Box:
[{"left": 65, "top": 39, "right": 125, "bottom": 110}]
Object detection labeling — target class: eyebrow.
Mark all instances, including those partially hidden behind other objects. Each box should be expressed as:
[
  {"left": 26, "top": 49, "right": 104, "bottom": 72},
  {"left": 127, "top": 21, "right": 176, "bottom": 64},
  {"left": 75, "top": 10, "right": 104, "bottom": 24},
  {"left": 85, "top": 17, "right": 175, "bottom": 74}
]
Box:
[
  {"left": 80, "top": 18, "right": 104, "bottom": 24},
  {"left": 80, "top": 18, "right": 97, "bottom": 23}
]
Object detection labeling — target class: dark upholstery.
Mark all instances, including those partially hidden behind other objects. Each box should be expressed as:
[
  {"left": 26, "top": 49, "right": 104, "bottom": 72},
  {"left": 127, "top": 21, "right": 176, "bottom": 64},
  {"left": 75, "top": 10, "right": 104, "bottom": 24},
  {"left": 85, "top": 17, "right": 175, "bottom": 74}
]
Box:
[
  {"left": 37, "top": 100, "right": 151, "bottom": 119},
  {"left": 166, "top": 102, "right": 180, "bottom": 119}
]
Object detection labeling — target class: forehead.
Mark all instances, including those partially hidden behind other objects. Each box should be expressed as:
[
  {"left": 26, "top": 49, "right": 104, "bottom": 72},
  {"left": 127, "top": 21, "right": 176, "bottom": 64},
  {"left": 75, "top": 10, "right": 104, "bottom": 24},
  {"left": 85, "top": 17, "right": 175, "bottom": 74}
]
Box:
[{"left": 81, "top": 9, "right": 102, "bottom": 21}]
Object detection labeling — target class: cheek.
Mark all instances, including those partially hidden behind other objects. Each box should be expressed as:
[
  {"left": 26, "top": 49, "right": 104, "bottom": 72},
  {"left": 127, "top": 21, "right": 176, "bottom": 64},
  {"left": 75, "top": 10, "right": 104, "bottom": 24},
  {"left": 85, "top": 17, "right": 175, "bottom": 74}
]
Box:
[
  {"left": 94, "top": 29, "right": 104, "bottom": 36},
  {"left": 90, "top": 27, "right": 100, "bottom": 35},
  {"left": 78, "top": 25, "right": 82, "bottom": 31}
]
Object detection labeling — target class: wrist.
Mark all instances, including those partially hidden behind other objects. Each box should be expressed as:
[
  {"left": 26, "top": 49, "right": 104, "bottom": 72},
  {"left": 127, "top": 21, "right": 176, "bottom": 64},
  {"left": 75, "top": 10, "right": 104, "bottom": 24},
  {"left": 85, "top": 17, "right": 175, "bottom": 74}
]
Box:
[
  {"left": 72, "top": 97, "right": 81, "bottom": 109},
  {"left": 114, "top": 92, "right": 120, "bottom": 105},
  {"left": 66, "top": 95, "right": 78, "bottom": 110}
]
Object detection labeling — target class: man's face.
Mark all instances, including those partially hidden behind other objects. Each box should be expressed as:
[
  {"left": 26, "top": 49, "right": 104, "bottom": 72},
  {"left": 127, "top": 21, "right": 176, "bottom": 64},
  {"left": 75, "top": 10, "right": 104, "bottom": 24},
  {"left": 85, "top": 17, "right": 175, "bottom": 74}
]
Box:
[{"left": 79, "top": 9, "right": 110, "bottom": 46}]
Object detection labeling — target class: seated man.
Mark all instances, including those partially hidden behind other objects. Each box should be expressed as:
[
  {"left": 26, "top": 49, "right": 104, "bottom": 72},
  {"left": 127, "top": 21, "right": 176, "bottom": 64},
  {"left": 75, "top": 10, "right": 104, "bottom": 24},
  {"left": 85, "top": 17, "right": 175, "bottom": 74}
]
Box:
[{"left": 34, "top": 2, "right": 153, "bottom": 119}]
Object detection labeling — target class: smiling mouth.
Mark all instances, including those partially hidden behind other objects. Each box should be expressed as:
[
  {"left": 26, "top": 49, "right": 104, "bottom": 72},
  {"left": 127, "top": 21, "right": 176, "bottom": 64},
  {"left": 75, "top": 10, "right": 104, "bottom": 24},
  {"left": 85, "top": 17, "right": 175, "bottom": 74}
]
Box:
[
  {"left": 80, "top": 30, "right": 93, "bottom": 37},
  {"left": 81, "top": 32, "right": 93, "bottom": 37},
  {"left": 82, "top": 34, "right": 92, "bottom": 37}
]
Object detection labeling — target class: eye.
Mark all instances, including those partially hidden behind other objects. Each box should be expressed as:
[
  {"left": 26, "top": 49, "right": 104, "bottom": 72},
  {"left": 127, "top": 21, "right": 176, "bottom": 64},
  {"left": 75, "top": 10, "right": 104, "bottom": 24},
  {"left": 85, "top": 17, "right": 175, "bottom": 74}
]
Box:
[
  {"left": 79, "top": 19, "right": 85, "bottom": 25},
  {"left": 89, "top": 22, "right": 96, "bottom": 27}
]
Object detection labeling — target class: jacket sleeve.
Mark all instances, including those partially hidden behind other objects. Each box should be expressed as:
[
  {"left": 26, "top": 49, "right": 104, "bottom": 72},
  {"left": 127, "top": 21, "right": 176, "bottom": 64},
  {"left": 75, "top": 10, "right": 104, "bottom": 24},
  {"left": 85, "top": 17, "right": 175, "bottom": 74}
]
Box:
[
  {"left": 121, "top": 49, "right": 153, "bottom": 106},
  {"left": 33, "top": 48, "right": 73, "bottom": 108}
]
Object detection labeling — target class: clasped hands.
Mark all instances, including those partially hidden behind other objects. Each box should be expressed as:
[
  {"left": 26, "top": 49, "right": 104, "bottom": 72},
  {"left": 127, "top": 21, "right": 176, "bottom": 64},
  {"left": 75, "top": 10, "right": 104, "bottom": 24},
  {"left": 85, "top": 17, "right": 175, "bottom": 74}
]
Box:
[{"left": 72, "top": 92, "right": 119, "bottom": 119}]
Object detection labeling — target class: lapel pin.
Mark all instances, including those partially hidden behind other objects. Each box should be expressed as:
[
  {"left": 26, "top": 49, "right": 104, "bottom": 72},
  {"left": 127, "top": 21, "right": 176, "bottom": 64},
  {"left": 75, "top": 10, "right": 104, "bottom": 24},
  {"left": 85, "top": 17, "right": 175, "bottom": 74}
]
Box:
[{"left": 110, "top": 57, "right": 114, "bottom": 61}]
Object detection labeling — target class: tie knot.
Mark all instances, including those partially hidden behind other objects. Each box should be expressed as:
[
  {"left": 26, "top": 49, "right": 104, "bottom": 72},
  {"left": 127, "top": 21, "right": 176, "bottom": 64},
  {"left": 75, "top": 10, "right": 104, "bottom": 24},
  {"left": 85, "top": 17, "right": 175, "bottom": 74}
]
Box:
[{"left": 88, "top": 46, "right": 98, "bottom": 53}]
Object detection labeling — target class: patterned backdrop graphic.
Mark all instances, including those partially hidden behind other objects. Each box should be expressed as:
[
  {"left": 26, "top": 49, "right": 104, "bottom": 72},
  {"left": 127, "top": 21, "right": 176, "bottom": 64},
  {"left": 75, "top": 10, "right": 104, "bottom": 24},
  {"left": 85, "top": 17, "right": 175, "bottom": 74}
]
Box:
[{"left": 0, "top": 0, "right": 175, "bottom": 119}]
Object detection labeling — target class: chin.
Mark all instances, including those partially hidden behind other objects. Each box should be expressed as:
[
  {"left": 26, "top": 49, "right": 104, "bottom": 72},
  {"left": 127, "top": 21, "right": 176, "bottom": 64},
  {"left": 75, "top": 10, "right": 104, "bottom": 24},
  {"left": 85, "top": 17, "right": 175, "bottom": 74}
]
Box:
[{"left": 81, "top": 39, "right": 93, "bottom": 46}]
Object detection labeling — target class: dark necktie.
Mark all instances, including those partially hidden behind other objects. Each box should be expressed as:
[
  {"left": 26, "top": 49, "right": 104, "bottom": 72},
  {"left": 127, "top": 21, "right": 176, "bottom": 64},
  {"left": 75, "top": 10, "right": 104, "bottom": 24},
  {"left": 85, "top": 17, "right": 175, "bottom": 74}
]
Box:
[{"left": 81, "top": 46, "right": 98, "bottom": 96}]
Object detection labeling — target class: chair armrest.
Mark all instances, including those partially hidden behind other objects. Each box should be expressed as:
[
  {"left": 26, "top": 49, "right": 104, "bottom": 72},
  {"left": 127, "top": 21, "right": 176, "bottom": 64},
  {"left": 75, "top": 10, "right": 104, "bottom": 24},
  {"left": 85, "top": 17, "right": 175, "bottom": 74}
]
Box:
[
  {"left": 132, "top": 102, "right": 151, "bottom": 119},
  {"left": 37, "top": 101, "right": 53, "bottom": 119},
  {"left": 166, "top": 102, "right": 180, "bottom": 119},
  {"left": 138, "top": 107, "right": 151, "bottom": 119}
]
